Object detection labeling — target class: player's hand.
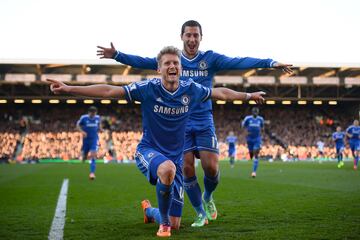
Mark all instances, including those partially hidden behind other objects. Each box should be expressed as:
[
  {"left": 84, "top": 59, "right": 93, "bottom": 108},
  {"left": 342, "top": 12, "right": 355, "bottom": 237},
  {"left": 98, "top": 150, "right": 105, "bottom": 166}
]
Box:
[
  {"left": 273, "top": 62, "right": 293, "bottom": 74},
  {"left": 47, "top": 79, "right": 71, "bottom": 94},
  {"left": 249, "top": 91, "right": 266, "bottom": 104},
  {"left": 97, "top": 42, "right": 116, "bottom": 59}
]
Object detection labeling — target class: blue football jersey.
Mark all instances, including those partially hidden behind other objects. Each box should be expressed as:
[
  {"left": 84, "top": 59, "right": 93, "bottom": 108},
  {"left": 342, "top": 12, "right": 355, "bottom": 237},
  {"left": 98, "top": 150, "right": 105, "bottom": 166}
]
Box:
[
  {"left": 114, "top": 50, "right": 274, "bottom": 121},
  {"left": 242, "top": 115, "right": 264, "bottom": 140},
  {"left": 123, "top": 78, "right": 211, "bottom": 164},
  {"left": 77, "top": 114, "right": 101, "bottom": 140},
  {"left": 346, "top": 125, "right": 360, "bottom": 141},
  {"left": 332, "top": 132, "right": 345, "bottom": 146},
  {"left": 226, "top": 135, "right": 237, "bottom": 151}
]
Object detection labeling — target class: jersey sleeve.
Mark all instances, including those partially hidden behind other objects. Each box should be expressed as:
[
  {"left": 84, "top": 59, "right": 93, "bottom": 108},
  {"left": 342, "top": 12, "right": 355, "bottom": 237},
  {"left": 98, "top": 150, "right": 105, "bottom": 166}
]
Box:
[
  {"left": 193, "top": 82, "right": 211, "bottom": 102},
  {"left": 123, "top": 81, "right": 149, "bottom": 102},
  {"left": 242, "top": 117, "right": 249, "bottom": 128},
  {"left": 113, "top": 51, "right": 158, "bottom": 70},
  {"left": 77, "top": 115, "right": 85, "bottom": 128},
  {"left": 212, "top": 52, "right": 275, "bottom": 71}
]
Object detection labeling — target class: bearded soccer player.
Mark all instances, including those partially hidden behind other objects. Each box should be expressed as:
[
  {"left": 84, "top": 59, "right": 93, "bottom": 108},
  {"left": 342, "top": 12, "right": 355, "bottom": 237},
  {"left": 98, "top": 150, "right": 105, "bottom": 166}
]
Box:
[{"left": 97, "top": 20, "right": 292, "bottom": 226}]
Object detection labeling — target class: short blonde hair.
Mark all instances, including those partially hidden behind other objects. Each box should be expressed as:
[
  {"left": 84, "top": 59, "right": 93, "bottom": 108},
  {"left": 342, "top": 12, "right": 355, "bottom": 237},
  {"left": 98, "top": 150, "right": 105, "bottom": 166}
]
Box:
[{"left": 156, "top": 46, "right": 181, "bottom": 66}]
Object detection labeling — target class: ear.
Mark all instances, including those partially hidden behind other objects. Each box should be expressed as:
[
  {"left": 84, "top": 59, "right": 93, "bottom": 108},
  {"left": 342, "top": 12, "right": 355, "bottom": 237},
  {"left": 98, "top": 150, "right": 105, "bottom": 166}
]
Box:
[{"left": 157, "top": 68, "right": 161, "bottom": 74}]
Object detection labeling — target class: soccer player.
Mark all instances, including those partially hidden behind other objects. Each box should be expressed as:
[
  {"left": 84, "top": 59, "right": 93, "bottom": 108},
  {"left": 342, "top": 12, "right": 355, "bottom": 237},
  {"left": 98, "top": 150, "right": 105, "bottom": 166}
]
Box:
[
  {"left": 346, "top": 120, "right": 360, "bottom": 170},
  {"left": 242, "top": 107, "right": 264, "bottom": 178},
  {"left": 47, "top": 46, "right": 266, "bottom": 237},
  {"left": 316, "top": 139, "right": 325, "bottom": 159},
  {"left": 332, "top": 126, "right": 345, "bottom": 168},
  {"left": 76, "top": 106, "right": 101, "bottom": 180},
  {"left": 226, "top": 131, "right": 237, "bottom": 168},
  {"left": 97, "top": 20, "right": 293, "bottom": 226}
]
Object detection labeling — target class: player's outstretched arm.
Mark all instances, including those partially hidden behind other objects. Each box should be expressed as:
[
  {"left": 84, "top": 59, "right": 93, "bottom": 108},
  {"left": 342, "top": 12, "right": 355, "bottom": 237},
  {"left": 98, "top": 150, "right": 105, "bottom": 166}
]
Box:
[
  {"left": 97, "top": 42, "right": 157, "bottom": 70},
  {"left": 211, "top": 88, "right": 265, "bottom": 104},
  {"left": 47, "top": 79, "right": 126, "bottom": 98}
]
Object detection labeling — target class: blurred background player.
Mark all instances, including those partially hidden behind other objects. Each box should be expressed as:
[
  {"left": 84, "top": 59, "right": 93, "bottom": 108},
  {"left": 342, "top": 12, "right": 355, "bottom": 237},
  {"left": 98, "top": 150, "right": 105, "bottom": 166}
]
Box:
[
  {"left": 226, "top": 131, "right": 237, "bottom": 168},
  {"left": 332, "top": 126, "right": 345, "bottom": 168},
  {"left": 77, "top": 106, "right": 101, "bottom": 180},
  {"left": 316, "top": 139, "right": 325, "bottom": 159},
  {"left": 242, "top": 107, "right": 264, "bottom": 178},
  {"left": 97, "top": 20, "right": 292, "bottom": 226},
  {"left": 48, "top": 46, "right": 266, "bottom": 237},
  {"left": 346, "top": 119, "right": 360, "bottom": 170}
]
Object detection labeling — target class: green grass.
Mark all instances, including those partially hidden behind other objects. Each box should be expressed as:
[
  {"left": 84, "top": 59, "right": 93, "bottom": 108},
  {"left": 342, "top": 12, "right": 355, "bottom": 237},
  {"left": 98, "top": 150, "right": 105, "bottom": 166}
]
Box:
[{"left": 0, "top": 162, "right": 359, "bottom": 239}]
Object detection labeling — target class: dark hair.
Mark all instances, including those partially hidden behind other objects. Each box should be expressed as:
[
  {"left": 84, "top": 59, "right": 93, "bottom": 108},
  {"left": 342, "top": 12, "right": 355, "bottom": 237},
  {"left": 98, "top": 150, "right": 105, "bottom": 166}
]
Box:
[
  {"left": 181, "top": 20, "right": 202, "bottom": 36},
  {"left": 88, "top": 106, "right": 97, "bottom": 113}
]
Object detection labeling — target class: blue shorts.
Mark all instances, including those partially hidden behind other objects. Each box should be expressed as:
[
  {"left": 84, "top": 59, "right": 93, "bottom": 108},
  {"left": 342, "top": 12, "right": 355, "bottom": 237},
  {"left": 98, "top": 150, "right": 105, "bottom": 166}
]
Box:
[
  {"left": 336, "top": 145, "right": 344, "bottom": 154},
  {"left": 134, "top": 145, "right": 184, "bottom": 217},
  {"left": 184, "top": 120, "right": 219, "bottom": 155},
  {"left": 82, "top": 139, "right": 98, "bottom": 154},
  {"left": 349, "top": 140, "right": 360, "bottom": 152},
  {"left": 247, "top": 139, "right": 262, "bottom": 152},
  {"left": 228, "top": 148, "right": 236, "bottom": 158}
]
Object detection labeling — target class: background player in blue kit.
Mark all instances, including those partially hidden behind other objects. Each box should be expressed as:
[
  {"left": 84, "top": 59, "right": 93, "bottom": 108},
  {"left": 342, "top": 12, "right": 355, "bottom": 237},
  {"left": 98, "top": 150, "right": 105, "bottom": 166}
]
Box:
[
  {"left": 226, "top": 131, "right": 237, "bottom": 168},
  {"left": 97, "top": 20, "right": 292, "bottom": 227},
  {"left": 332, "top": 126, "right": 345, "bottom": 168},
  {"left": 346, "top": 120, "right": 360, "bottom": 170},
  {"left": 47, "top": 46, "right": 266, "bottom": 237},
  {"left": 242, "top": 107, "right": 264, "bottom": 178},
  {"left": 76, "top": 106, "right": 101, "bottom": 180}
]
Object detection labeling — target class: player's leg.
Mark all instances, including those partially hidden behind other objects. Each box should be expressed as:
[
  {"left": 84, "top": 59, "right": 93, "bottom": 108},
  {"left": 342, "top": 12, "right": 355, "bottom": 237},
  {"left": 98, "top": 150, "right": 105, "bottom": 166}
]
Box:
[
  {"left": 88, "top": 141, "right": 98, "bottom": 179},
  {"left": 183, "top": 131, "right": 207, "bottom": 226},
  {"left": 251, "top": 141, "right": 261, "bottom": 177},
  {"left": 135, "top": 148, "right": 175, "bottom": 237},
  {"left": 168, "top": 164, "right": 184, "bottom": 230},
  {"left": 354, "top": 143, "right": 360, "bottom": 170},
  {"left": 196, "top": 127, "right": 220, "bottom": 221},
  {"left": 199, "top": 150, "right": 219, "bottom": 221}
]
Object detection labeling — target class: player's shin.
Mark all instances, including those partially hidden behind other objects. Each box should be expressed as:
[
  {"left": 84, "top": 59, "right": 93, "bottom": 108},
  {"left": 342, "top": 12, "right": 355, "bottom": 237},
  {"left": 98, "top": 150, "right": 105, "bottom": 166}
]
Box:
[{"left": 156, "top": 179, "right": 174, "bottom": 225}]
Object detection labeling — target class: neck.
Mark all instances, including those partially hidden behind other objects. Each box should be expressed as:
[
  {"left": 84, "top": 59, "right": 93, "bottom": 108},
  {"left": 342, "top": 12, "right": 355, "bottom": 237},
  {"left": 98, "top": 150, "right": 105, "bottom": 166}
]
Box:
[
  {"left": 162, "top": 79, "right": 179, "bottom": 92},
  {"left": 182, "top": 50, "right": 198, "bottom": 60}
]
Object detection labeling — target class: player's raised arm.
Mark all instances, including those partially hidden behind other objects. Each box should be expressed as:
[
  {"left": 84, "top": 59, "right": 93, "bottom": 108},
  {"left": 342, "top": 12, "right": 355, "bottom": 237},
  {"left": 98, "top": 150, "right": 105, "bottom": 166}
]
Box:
[
  {"left": 211, "top": 87, "right": 265, "bottom": 104},
  {"left": 97, "top": 42, "right": 158, "bottom": 70},
  {"left": 47, "top": 79, "right": 126, "bottom": 98}
]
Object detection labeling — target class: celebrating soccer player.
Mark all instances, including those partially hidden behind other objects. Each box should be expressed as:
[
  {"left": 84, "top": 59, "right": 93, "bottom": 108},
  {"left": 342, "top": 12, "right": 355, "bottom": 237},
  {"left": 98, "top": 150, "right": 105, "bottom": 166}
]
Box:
[
  {"left": 97, "top": 20, "right": 292, "bottom": 226},
  {"left": 48, "top": 46, "right": 265, "bottom": 237}
]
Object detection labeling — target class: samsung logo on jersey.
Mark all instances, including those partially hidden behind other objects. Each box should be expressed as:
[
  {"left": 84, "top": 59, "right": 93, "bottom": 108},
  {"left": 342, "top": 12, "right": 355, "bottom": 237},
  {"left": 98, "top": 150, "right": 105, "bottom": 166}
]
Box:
[
  {"left": 153, "top": 105, "right": 189, "bottom": 115},
  {"left": 182, "top": 70, "right": 208, "bottom": 77},
  {"left": 86, "top": 123, "right": 98, "bottom": 127}
]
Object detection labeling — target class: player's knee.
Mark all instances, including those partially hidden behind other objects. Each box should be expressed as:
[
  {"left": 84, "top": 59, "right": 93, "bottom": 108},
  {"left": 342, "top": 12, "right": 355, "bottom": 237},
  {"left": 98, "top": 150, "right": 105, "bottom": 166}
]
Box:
[
  {"left": 201, "top": 157, "right": 219, "bottom": 177},
  {"left": 183, "top": 161, "right": 195, "bottom": 178},
  {"left": 157, "top": 160, "right": 176, "bottom": 185}
]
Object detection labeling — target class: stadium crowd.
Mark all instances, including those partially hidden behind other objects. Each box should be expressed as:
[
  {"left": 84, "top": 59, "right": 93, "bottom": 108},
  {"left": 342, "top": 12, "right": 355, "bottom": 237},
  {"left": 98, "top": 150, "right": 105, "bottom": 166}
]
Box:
[{"left": 0, "top": 104, "right": 357, "bottom": 162}]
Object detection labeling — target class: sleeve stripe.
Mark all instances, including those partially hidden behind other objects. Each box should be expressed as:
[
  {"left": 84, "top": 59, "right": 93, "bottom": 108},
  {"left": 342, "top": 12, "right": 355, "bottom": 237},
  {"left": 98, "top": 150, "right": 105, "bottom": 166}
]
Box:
[
  {"left": 113, "top": 51, "right": 120, "bottom": 59},
  {"left": 270, "top": 60, "right": 276, "bottom": 67},
  {"left": 124, "top": 86, "right": 132, "bottom": 102},
  {"left": 201, "top": 88, "right": 211, "bottom": 102}
]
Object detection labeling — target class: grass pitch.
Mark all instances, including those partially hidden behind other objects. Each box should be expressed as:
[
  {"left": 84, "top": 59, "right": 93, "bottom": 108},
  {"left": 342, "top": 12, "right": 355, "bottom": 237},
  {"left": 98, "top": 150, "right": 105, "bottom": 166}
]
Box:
[{"left": 0, "top": 161, "right": 359, "bottom": 239}]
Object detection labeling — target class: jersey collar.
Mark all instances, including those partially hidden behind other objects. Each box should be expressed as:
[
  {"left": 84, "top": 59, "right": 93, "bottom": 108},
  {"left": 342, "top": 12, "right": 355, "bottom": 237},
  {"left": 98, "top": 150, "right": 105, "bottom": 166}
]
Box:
[
  {"left": 181, "top": 51, "right": 200, "bottom": 62},
  {"left": 160, "top": 81, "right": 180, "bottom": 96}
]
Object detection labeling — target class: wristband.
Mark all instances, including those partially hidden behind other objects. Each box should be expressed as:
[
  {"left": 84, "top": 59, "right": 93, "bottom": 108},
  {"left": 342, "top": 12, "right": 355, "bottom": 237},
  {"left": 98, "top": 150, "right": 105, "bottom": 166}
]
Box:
[{"left": 245, "top": 93, "right": 251, "bottom": 100}]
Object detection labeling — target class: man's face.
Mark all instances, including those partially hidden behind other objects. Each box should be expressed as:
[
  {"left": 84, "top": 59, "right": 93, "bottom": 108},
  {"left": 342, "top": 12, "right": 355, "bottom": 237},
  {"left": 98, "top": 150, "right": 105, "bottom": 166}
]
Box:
[
  {"left": 354, "top": 120, "right": 359, "bottom": 126},
  {"left": 158, "top": 53, "right": 181, "bottom": 84},
  {"left": 181, "top": 26, "right": 202, "bottom": 57},
  {"left": 89, "top": 111, "right": 96, "bottom": 118},
  {"left": 336, "top": 126, "right": 341, "bottom": 132}
]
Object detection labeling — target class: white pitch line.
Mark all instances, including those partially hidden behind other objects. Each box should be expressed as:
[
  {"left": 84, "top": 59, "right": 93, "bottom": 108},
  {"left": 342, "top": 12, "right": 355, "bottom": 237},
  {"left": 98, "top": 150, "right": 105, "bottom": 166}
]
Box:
[{"left": 48, "top": 179, "right": 69, "bottom": 240}]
